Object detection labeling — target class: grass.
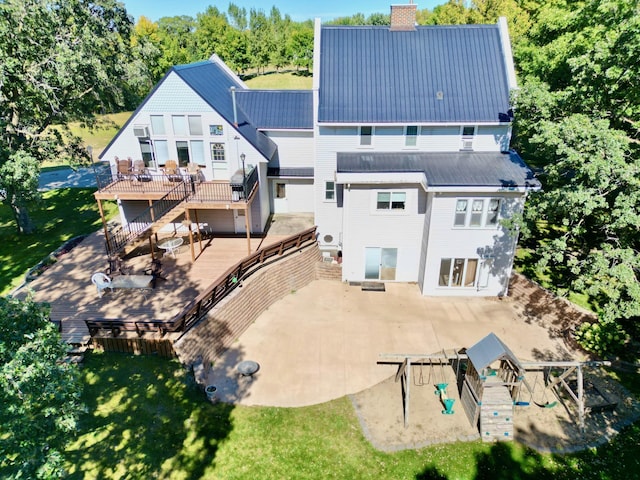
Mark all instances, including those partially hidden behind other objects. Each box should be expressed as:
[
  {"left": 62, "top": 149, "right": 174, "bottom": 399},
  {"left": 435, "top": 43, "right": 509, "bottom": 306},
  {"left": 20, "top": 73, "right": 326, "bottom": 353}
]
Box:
[
  {"left": 62, "top": 351, "right": 640, "bottom": 480},
  {"left": 244, "top": 70, "right": 312, "bottom": 90},
  {"left": 0, "top": 188, "right": 118, "bottom": 295}
]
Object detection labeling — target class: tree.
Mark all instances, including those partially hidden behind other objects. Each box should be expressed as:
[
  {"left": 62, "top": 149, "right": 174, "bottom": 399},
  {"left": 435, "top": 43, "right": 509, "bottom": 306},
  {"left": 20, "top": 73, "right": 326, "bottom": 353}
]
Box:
[
  {"left": 0, "top": 0, "right": 139, "bottom": 234},
  {"left": 194, "top": 6, "right": 232, "bottom": 61},
  {"left": 287, "top": 26, "right": 314, "bottom": 72},
  {"left": 248, "top": 8, "right": 273, "bottom": 74},
  {"left": 132, "top": 16, "right": 164, "bottom": 85},
  {"left": 156, "top": 15, "right": 197, "bottom": 74},
  {"left": 0, "top": 296, "right": 83, "bottom": 479}
]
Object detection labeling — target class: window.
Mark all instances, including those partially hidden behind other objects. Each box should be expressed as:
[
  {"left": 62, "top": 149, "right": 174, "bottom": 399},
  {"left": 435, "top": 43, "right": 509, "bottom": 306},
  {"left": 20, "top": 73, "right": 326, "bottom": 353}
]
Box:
[
  {"left": 454, "top": 200, "right": 468, "bottom": 226},
  {"left": 138, "top": 139, "right": 155, "bottom": 167},
  {"left": 150, "top": 115, "right": 165, "bottom": 135},
  {"left": 438, "top": 258, "right": 479, "bottom": 288},
  {"left": 461, "top": 125, "right": 475, "bottom": 150},
  {"left": 376, "top": 192, "right": 406, "bottom": 210},
  {"left": 486, "top": 199, "right": 500, "bottom": 226},
  {"left": 325, "top": 181, "right": 335, "bottom": 201},
  {"left": 405, "top": 125, "right": 418, "bottom": 147},
  {"left": 190, "top": 140, "right": 204, "bottom": 164},
  {"left": 172, "top": 116, "right": 187, "bottom": 136},
  {"left": 453, "top": 198, "right": 501, "bottom": 227},
  {"left": 176, "top": 141, "right": 189, "bottom": 166},
  {"left": 360, "top": 126, "right": 372, "bottom": 146},
  {"left": 209, "top": 124, "right": 223, "bottom": 135},
  {"left": 470, "top": 199, "right": 484, "bottom": 226},
  {"left": 188, "top": 115, "right": 202, "bottom": 135},
  {"left": 211, "top": 143, "right": 225, "bottom": 162},
  {"left": 154, "top": 140, "right": 169, "bottom": 165},
  {"left": 276, "top": 183, "right": 286, "bottom": 198}
]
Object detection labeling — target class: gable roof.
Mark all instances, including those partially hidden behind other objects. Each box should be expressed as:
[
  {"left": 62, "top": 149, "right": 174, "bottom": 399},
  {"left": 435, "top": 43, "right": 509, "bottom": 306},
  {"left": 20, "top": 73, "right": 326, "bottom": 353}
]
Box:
[
  {"left": 100, "top": 59, "right": 277, "bottom": 161},
  {"left": 466, "top": 332, "right": 523, "bottom": 373},
  {"left": 336, "top": 151, "right": 540, "bottom": 189},
  {"left": 173, "top": 61, "right": 277, "bottom": 160},
  {"left": 236, "top": 90, "right": 313, "bottom": 130},
  {"left": 318, "top": 24, "right": 512, "bottom": 124}
]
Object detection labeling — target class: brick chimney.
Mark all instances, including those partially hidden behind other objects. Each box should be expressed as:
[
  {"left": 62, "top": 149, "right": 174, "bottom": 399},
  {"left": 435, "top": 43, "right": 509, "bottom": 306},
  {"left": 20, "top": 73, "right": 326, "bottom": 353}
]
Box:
[{"left": 390, "top": 3, "right": 417, "bottom": 31}]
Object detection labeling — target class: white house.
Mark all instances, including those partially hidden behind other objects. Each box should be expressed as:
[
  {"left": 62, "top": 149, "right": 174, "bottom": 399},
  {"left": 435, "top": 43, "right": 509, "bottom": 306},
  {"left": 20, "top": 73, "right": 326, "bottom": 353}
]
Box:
[{"left": 99, "top": 3, "right": 539, "bottom": 297}]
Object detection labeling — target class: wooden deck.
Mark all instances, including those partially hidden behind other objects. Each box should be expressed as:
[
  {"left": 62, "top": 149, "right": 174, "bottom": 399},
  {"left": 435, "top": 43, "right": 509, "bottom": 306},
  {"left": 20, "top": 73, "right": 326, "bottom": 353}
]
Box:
[{"left": 12, "top": 229, "right": 290, "bottom": 345}]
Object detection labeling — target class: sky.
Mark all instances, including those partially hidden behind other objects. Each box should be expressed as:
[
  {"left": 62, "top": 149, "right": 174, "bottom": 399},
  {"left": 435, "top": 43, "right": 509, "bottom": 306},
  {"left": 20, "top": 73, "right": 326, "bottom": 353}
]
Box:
[{"left": 121, "top": 0, "right": 444, "bottom": 23}]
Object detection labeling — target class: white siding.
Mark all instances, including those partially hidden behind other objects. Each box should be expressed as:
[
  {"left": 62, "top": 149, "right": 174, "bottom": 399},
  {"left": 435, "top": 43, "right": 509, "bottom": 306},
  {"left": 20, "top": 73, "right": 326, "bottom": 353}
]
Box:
[
  {"left": 475, "top": 125, "right": 510, "bottom": 152},
  {"left": 269, "top": 179, "right": 314, "bottom": 213},
  {"left": 264, "top": 130, "right": 314, "bottom": 168},
  {"left": 421, "top": 193, "right": 524, "bottom": 296},
  {"left": 341, "top": 184, "right": 426, "bottom": 283},
  {"left": 101, "top": 72, "right": 265, "bottom": 183},
  {"left": 255, "top": 162, "right": 270, "bottom": 232},
  {"left": 192, "top": 210, "right": 235, "bottom": 233}
]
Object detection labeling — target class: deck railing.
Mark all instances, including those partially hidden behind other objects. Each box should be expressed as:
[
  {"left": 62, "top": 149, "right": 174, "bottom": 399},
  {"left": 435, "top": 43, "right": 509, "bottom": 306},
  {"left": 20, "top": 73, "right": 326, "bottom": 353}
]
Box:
[
  {"left": 85, "top": 226, "right": 318, "bottom": 337},
  {"left": 105, "top": 181, "right": 191, "bottom": 255}
]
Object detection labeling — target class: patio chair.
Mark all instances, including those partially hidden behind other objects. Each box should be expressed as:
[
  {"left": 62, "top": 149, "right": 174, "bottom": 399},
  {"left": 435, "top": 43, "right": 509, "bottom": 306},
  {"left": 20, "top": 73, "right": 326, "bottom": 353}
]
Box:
[
  {"left": 117, "top": 158, "right": 133, "bottom": 180},
  {"left": 106, "top": 255, "right": 131, "bottom": 276},
  {"left": 91, "top": 272, "right": 112, "bottom": 297},
  {"left": 186, "top": 162, "right": 202, "bottom": 182},
  {"left": 144, "top": 259, "right": 166, "bottom": 288},
  {"left": 162, "top": 160, "right": 182, "bottom": 183},
  {"left": 132, "top": 159, "right": 151, "bottom": 182}
]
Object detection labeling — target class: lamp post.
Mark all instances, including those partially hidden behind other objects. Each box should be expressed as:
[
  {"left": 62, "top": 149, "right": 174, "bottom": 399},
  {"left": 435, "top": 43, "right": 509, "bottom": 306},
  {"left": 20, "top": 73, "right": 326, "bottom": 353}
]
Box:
[{"left": 240, "top": 153, "right": 246, "bottom": 198}]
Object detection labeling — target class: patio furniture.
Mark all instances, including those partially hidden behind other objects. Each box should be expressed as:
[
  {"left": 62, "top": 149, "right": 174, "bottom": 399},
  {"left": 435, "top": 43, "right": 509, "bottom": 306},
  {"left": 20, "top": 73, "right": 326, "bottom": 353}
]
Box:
[
  {"left": 144, "top": 259, "right": 166, "bottom": 288},
  {"left": 162, "top": 160, "right": 182, "bottom": 183},
  {"left": 157, "top": 237, "right": 183, "bottom": 258},
  {"left": 132, "top": 159, "right": 151, "bottom": 182},
  {"left": 91, "top": 272, "right": 112, "bottom": 297},
  {"left": 186, "top": 162, "right": 202, "bottom": 182},
  {"left": 106, "top": 255, "right": 130, "bottom": 276},
  {"left": 111, "top": 274, "right": 153, "bottom": 290},
  {"left": 116, "top": 158, "right": 133, "bottom": 180}
]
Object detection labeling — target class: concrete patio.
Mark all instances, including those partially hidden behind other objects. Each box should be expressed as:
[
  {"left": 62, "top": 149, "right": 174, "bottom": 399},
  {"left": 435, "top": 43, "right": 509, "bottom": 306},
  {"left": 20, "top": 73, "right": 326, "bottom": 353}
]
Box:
[{"left": 207, "top": 279, "right": 586, "bottom": 407}]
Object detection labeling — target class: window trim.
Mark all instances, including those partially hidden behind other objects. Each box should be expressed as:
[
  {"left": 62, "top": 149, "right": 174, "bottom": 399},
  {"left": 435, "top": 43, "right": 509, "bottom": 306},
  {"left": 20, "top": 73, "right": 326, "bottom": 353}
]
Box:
[
  {"left": 438, "top": 257, "right": 480, "bottom": 288},
  {"left": 359, "top": 126, "right": 373, "bottom": 147},
  {"left": 210, "top": 142, "right": 226, "bottom": 162},
  {"left": 452, "top": 197, "right": 502, "bottom": 228},
  {"left": 325, "top": 181, "right": 336, "bottom": 202},
  {"left": 405, "top": 125, "right": 419, "bottom": 147},
  {"left": 375, "top": 191, "right": 407, "bottom": 212}
]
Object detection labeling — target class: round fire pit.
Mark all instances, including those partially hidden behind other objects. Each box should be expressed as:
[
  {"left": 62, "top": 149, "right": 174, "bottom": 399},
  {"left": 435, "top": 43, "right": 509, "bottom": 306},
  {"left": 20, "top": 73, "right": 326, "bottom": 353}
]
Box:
[{"left": 236, "top": 360, "right": 260, "bottom": 377}]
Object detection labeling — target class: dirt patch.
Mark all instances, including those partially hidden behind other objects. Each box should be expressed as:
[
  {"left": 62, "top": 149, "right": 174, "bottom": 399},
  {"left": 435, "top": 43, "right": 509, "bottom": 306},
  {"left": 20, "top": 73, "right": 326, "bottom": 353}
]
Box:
[{"left": 351, "top": 364, "right": 640, "bottom": 453}]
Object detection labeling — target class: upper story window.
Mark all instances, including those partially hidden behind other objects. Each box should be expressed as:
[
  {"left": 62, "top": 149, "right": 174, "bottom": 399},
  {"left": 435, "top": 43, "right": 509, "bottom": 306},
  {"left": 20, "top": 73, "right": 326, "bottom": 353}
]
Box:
[
  {"left": 405, "top": 126, "right": 418, "bottom": 147},
  {"left": 461, "top": 125, "right": 475, "bottom": 151},
  {"left": 211, "top": 143, "right": 225, "bottom": 162},
  {"left": 172, "top": 115, "right": 187, "bottom": 136},
  {"left": 360, "top": 126, "right": 373, "bottom": 146},
  {"left": 325, "top": 181, "right": 335, "bottom": 201},
  {"left": 377, "top": 191, "right": 406, "bottom": 210},
  {"left": 150, "top": 115, "right": 165, "bottom": 135},
  {"left": 453, "top": 198, "right": 501, "bottom": 228},
  {"left": 188, "top": 116, "right": 203, "bottom": 135},
  {"left": 210, "top": 125, "right": 223, "bottom": 135}
]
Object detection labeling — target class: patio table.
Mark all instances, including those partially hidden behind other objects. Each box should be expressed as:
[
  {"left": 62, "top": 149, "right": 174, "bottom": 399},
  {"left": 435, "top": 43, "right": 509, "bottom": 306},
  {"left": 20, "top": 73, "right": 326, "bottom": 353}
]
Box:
[
  {"left": 157, "top": 237, "right": 183, "bottom": 258},
  {"left": 111, "top": 275, "right": 153, "bottom": 290}
]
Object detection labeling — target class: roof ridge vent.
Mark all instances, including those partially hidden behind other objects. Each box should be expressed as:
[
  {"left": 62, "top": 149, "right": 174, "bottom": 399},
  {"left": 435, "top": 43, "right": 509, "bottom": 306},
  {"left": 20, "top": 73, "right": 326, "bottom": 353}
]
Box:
[{"left": 390, "top": 3, "right": 417, "bottom": 32}]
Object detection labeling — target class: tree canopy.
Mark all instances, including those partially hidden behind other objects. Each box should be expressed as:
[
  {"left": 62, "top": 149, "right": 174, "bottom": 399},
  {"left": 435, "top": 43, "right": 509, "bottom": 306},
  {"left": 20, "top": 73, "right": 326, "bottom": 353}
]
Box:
[{"left": 0, "top": 296, "right": 83, "bottom": 479}]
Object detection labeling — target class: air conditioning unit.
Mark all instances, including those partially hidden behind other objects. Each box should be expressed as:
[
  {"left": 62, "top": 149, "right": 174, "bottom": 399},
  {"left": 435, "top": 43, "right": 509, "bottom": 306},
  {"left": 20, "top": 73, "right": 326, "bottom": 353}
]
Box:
[
  {"left": 461, "top": 139, "right": 474, "bottom": 150},
  {"left": 133, "top": 125, "right": 150, "bottom": 138}
]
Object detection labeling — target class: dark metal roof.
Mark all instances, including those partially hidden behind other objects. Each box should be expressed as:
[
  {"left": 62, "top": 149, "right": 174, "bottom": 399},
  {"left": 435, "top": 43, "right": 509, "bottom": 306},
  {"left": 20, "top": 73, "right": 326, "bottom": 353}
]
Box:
[
  {"left": 319, "top": 25, "right": 512, "bottom": 123},
  {"left": 267, "top": 167, "right": 314, "bottom": 177},
  {"left": 236, "top": 90, "right": 313, "bottom": 129},
  {"left": 336, "top": 151, "right": 540, "bottom": 189},
  {"left": 174, "top": 61, "right": 277, "bottom": 160},
  {"left": 466, "top": 332, "right": 523, "bottom": 372}
]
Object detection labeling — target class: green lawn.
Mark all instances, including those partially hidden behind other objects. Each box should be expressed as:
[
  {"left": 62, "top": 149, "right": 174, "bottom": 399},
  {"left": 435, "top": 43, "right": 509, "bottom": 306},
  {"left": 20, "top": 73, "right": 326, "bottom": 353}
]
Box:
[
  {"left": 244, "top": 70, "right": 312, "bottom": 90},
  {"left": 0, "top": 188, "right": 118, "bottom": 295},
  {"left": 64, "top": 352, "right": 640, "bottom": 480}
]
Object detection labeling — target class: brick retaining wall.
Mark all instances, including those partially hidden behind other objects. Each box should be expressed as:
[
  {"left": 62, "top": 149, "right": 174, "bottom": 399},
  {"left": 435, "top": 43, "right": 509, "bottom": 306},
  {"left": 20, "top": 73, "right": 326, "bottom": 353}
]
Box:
[
  {"left": 174, "top": 244, "right": 323, "bottom": 366},
  {"left": 508, "top": 272, "right": 596, "bottom": 341}
]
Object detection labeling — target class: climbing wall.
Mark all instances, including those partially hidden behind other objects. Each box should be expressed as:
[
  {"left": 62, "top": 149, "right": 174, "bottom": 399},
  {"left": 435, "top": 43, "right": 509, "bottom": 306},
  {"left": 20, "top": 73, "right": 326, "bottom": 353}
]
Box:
[{"left": 479, "top": 385, "right": 514, "bottom": 442}]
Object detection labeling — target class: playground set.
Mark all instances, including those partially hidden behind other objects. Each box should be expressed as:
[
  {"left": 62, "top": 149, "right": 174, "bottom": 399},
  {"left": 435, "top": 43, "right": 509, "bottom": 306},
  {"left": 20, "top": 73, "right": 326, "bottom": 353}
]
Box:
[{"left": 379, "top": 332, "right": 614, "bottom": 442}]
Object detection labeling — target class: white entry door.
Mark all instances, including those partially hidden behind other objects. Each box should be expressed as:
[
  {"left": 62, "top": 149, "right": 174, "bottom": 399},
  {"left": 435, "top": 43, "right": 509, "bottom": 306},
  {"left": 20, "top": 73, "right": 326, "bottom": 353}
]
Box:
[
  {"left": 365, "top": 247, "right": 397, "bottom": 281},
  {"left": 234, "top": 209, "right": 246, "bottom": 233},
  {"left": 273, "top": 181, "right": 288, "bottom": 213}
]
